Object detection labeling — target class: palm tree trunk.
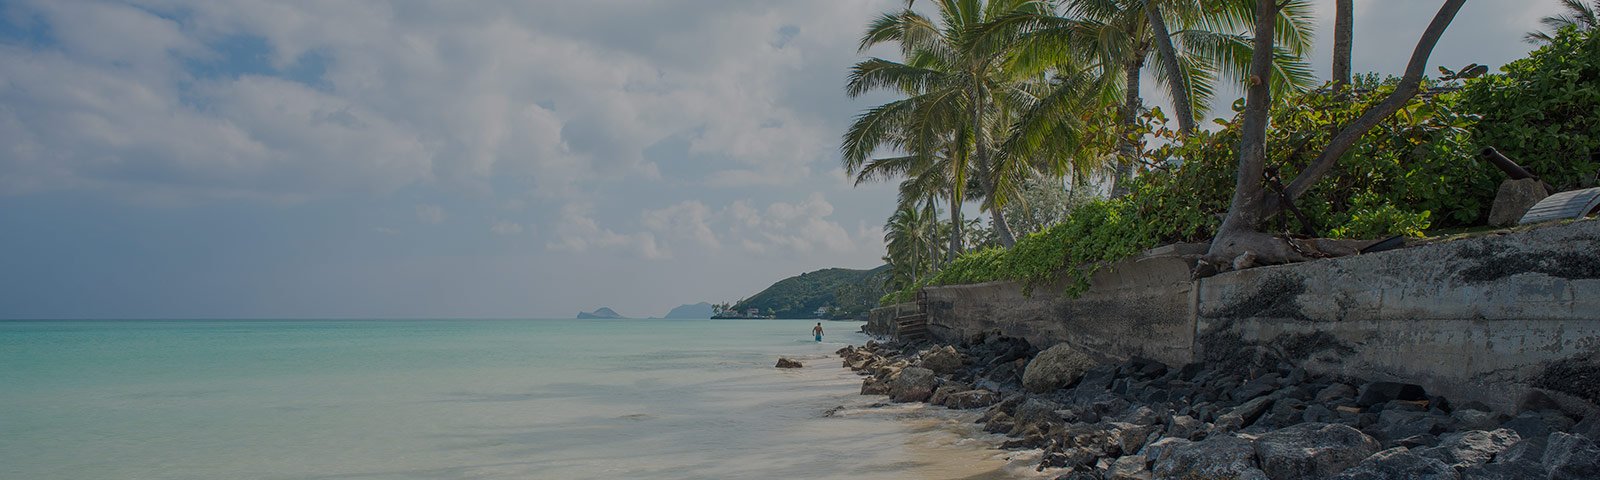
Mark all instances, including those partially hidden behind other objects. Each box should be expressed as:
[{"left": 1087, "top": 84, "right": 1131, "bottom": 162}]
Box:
[
  {"left": 1144, "top": 0, "right": 1194, "bottom": 134},
  {"left": 924, "top": 198, "right": 940, "bottom": 273},
  {"left": 1333, "top": 0, "right": 1353, "bottom": 87},
  {"left": 947, "top": 187, "right": 963, "bottom": 263},
  {"left": 1110, "top": 57, "right": 1144, "bottom": 198}
]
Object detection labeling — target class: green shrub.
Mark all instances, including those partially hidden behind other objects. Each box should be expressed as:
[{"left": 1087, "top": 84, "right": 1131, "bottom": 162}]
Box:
[{"left": 1459, "top": 25, "right": 1600, "bottom": 192}]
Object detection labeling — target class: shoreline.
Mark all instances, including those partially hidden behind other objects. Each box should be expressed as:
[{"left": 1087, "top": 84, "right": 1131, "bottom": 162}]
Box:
[{"left": 831, "top": 335, "right": 1600, "bottom": 479}]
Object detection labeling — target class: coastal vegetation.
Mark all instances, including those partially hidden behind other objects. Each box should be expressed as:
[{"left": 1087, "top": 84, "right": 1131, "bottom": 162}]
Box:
[
  {"left": 854, "top": 0, "right": 1600, "bottom": 306},
  {"left": 727, "top": 266, "right": 889, "bottom": 319}
]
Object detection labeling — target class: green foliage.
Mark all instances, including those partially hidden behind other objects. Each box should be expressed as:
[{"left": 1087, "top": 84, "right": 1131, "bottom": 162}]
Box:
[
  {"left": 1459, "top": 25, "right": 1600, "bottom": 192},
  {"left": 1327, "top": 194, "right": 1431, "bottom": 238},
  {"left": 882, "top": 83, "right": 1489, "bottom": 305},
  {"left": 735, "top": 266, "right": 889, "bottom": 319}
]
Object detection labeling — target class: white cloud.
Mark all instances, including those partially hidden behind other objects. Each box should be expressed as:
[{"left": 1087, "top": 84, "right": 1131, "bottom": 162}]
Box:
[
  {"left": 0, "top": 0, "right": 903, "bottom": 202},
  {"left": 641, "top": 200, "right": 721, "bottom": 249},
  {"left": 416, "top": 204, "right": 445, "bottom": 224},
  {"left": 547, "top": 203, "right": 667, "bottom": 260},
  {"left": 491, "top": 220, "right": 524, "bottom": 235}
]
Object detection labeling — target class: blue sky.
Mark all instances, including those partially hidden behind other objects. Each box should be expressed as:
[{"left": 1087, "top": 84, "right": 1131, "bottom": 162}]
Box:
[{"left": 0, "top": 0, "right": 1566, "bottom": 319}]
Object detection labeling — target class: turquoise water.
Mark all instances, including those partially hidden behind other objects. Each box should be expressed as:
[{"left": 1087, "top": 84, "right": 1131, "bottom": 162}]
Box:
[{"left": 1, "top": 319, "right": 1032, "bottom": 479}]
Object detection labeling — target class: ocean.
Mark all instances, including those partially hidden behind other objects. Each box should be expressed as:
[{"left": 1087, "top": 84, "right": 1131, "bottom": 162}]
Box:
[{"left": 0, "top": 318, "right": 1042, "bottom": 479}]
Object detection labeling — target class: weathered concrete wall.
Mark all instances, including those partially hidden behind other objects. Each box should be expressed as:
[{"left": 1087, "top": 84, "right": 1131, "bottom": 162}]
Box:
[
  {"left": 917, "top": 219, "right": 1600, "bottom": 414},
  {"left": 924, "top": 246, "right": 1203, "bottom": 367},
  {"left": 1197, "top": 220, "right": 1600, "bottom": 414}
]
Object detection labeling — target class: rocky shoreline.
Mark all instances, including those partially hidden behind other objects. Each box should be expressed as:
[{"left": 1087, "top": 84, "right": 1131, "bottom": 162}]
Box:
[{"left": 834, "top": 334, "right": 1600, "bottom": 479}]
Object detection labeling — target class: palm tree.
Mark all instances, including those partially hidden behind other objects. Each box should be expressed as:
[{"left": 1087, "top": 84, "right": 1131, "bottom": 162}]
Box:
[
  {"left": 989, "top": 0, "right": 1317, "bottom": 196},
  {"left": 881, "top": 203, "right": 939, "bottom": 290},
  {"left": 1527, "top": 0, "right": 1599, "bottom": 43},
  {"left": 845, "top": 0, "right": 1055, "bottom": 250}
]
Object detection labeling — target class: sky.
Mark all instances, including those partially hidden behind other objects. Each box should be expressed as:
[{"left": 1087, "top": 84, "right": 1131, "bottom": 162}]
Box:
[{"left": 0, "top": 0, "right": 1569, "bottom": 319}]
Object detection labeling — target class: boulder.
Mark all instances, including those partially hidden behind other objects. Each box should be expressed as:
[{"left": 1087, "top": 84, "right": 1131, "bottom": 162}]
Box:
[
  {"left": 1450, "top": 409, "right": 1502, "bottom": 432},
  {"left": 888, "top": 367, "right": 938, "bottom": 402},
  {"left": 944, "top": 390, "right": 1000, "bottom": 409},
  {"left": 1021, "top": 343, "right": 1095, "bottom": 393},
  {"left": 861, "top": 378, "right": 890, "bottom": 395},
  {"left": 1420, "top": 429, "right": 1520, "bottom": 471},
  {"left": 1461, "top": 435, "right": 1549, "bottom": 480},
  {"left": 1152, "top": 434, "right": 1267, "bottom": 480},
  {"left": 1253, "top": 423, "right": 1381, "bottom": 480},
  {"left": 1010, "top": 398, "right": 1063, "bottom": 436},
  {"left": 1357, "top": 382, "right": 1427, "bottom": 408},
  {"left": 1216, "top": 393, "right": 1280, "bottom": 432},
  {"left": 1166, "top": 414, "right": 1207, "bottom": 440},
  {"left": 1121, "top": 406, "right": 1161, "bottom": 426},
  {"left": 929, "top": 382, "right": 972, "bottom": 405},
  {"left": 1109, "top": 454, "right": 1152, "bottom": 480},
  {"left": 919, "top": 345, "right": 963, "bottom": 374},
  {"left": 1369, "top": 409, "right": 1450, "bottom": 445},
  {"left": 1542, "top": 432, "right": 1600, "bottom": 480},
  {"left": 1487, "top": 178, "right": 1548, "bottom": 227},
  {"left": 1106, "top": 421, "right": 1161, "bottom": 456},
  {"left": 1316, "top": 383, "right": 1359, "bottom": 404},
  {"left": 1139, "top": 437, "right": 1190, "bottom": 462},
  {"left": 775, "top": 357, "right": 803, "bottom": 368},
  {"left": 1331, "top": 447, "right": 1459, "bottom": 480}
]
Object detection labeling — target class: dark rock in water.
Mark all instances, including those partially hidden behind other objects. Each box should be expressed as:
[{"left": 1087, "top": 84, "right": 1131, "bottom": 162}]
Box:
[
  {"left": 775, "top": 357, "right": 803, "bottom": 368},
  {"left": 1357, "top": 382, "right": 1427, "bottom": 407},
  {"left": 861, "top": 378, "right": 890, "bottom": 395},
  {"left": 888, "top": 367, "right": 938, "bottom": 402},
  {"left": 1012, "top": 398, "right": 1064, "bottom": 436},
  {"left": 1542, "top": 432, "right": 1600, "bottom": 480},
  {"left": 1023, "top": 344, "right": 1095, "bottom": 393},
  {"left": 1039, "top": 447, "right": 1098, "bottom": 471},
  {"left": 1419, "top": 428, "right": 1519, "bottom": 471},
  {"left": 1331, "top": 446, "right": 1458, "bottom": 480},
  {"left": 1253, "top": 423, "right": 1380, "bottom": 480},
  {"left": 982, "top": 412, "right": 1014, "bottom": 434},
  {"left": 945, "top": 390, "right": 1000, "bottom": 409},
  {"left": 928, "top": 382, "right": 968, "bottom": 405},
  {"left": 920, "top": 345, "right": 963, "bottom": 374},
  {"left": 1150, "top": 434, "right": 1265, "bottom": 480}
]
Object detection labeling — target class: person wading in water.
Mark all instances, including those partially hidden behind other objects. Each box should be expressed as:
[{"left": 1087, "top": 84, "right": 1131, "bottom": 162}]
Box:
[{"left": 813, "top": 323, "right": 823, "bottom": 342}]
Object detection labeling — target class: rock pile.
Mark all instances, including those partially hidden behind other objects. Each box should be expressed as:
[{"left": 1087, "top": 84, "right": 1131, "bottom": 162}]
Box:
[{"left": 835, "top": 336, "right": 1600, "bottom": 480}]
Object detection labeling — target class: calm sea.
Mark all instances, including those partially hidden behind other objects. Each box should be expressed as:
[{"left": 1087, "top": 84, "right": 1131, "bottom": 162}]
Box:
[{"left": 0, "top": 319, "right": 1042, "bottom": 479}]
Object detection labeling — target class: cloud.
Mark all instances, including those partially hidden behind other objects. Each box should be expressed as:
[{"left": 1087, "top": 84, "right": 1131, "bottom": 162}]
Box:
[
  {"left": 0, "top": 0, "right": 902, "bottom": 203},
  {"left": 490, "top": 220, "right": 524, "bottom": 235},
  {"left": 416, "top": 204, "right": 445, "bottom": 224},
  {"left": 547, "top": 203, "right": 666, "bottom": 259},
  {"left": 641, "top": 200, "right": 721, "bottom": 249}
]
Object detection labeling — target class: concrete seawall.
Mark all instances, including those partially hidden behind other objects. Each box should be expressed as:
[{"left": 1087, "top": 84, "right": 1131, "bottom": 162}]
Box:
[{"left": 879, "top": 219, "right": 1600, "bottom": 414}]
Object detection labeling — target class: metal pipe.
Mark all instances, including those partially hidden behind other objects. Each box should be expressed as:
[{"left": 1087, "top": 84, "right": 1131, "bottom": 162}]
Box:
[{"left": 1480, "top": 147, "right": 1539, "bottom": 180}]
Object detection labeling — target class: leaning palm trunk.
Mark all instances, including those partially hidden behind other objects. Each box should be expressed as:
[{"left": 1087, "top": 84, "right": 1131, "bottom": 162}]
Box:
[{"left": 1144, "top": 0, "right": 1195, "bottom": 134}]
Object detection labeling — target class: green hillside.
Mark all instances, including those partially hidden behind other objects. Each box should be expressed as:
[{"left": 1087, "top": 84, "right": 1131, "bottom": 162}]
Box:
[{"left": 732, "top": 266, "right": 889, "bottom": 319}]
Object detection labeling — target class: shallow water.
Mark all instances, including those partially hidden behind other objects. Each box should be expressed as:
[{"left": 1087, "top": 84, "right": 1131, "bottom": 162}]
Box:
[{"left": 1, "top": 319, "right": 1044, "bottom": 479}]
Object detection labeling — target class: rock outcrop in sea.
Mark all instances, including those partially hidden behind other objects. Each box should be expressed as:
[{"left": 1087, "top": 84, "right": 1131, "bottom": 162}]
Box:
[{"left": 836, "top": 334, "right": 1600, "bottom": 479}]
